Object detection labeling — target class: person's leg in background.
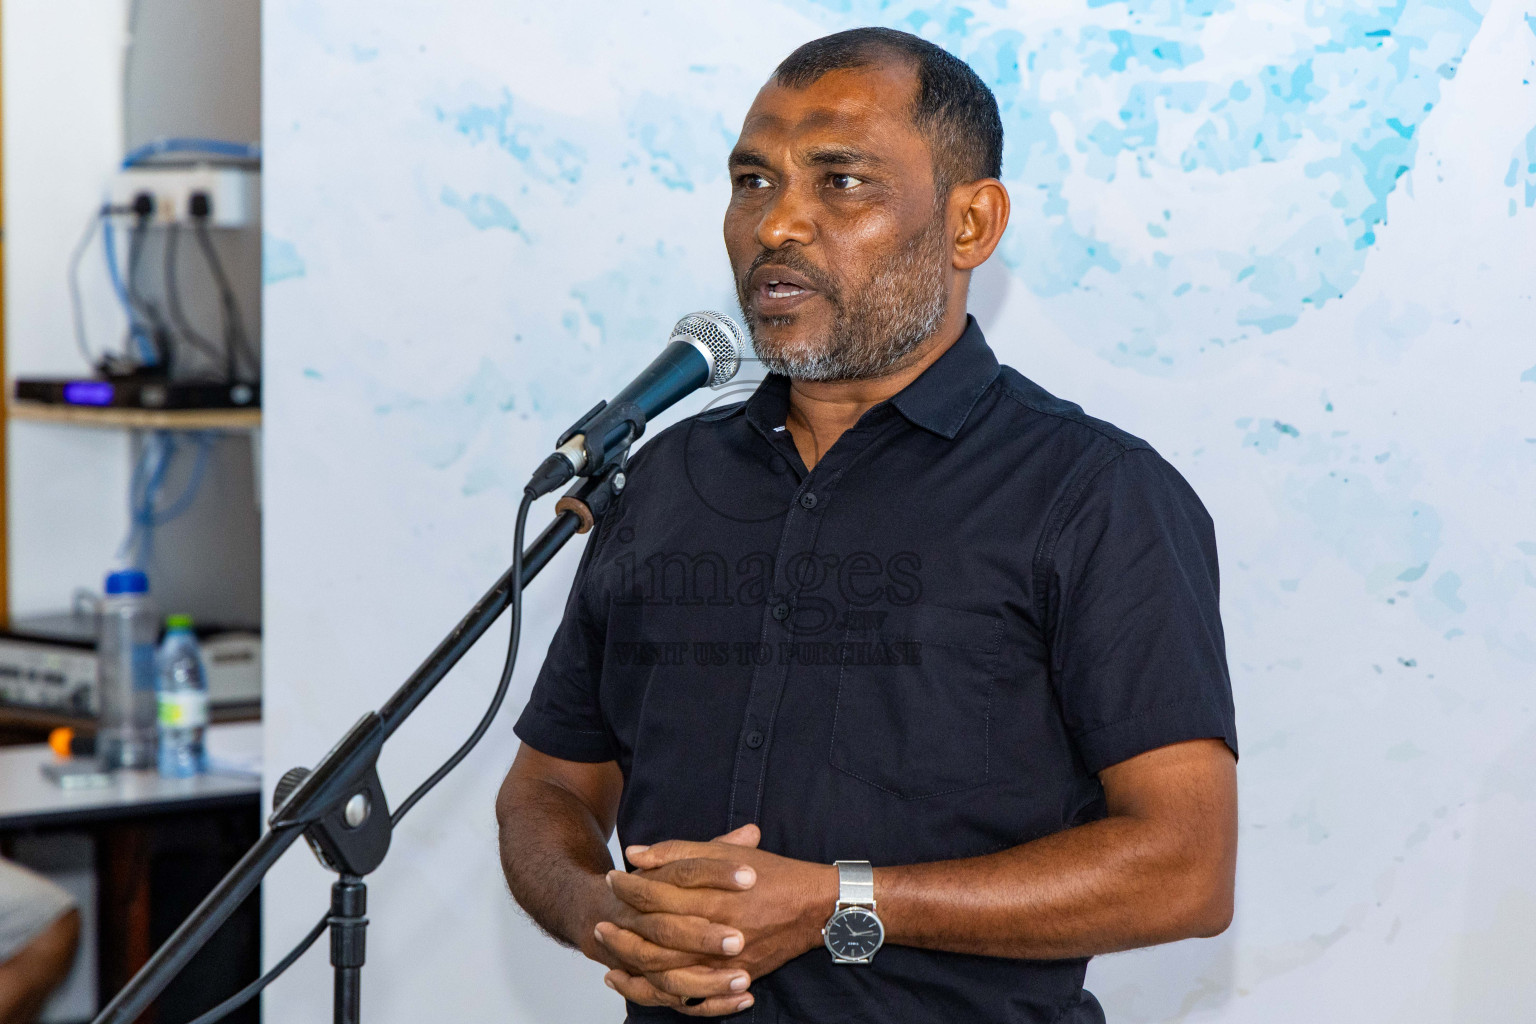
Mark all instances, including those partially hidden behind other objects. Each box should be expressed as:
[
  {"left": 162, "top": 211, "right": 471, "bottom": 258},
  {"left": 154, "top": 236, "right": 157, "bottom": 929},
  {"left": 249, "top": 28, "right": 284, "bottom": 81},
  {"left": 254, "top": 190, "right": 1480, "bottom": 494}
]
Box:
[{"left": 0, "top": 858, "right": 80, "bottom": 1024}]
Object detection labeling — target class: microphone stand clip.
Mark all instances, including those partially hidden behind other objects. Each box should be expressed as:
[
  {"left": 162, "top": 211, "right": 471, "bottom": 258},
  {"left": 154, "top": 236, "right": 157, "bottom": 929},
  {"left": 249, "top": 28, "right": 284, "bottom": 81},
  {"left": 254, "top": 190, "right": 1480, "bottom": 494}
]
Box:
[{"left": 571, "top": 401, "right": 644, "bottom": 477}]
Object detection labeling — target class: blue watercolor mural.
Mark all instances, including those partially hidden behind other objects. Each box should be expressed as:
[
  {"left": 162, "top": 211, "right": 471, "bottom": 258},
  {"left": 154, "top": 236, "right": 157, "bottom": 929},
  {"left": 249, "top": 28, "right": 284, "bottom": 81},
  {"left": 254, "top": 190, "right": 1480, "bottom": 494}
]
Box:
[
  {"left": 262, "top": 2, "right": 1536, "bottom": 1021},
  {"left": 262, "top": 234, "right": 306, "bottom": 284}
]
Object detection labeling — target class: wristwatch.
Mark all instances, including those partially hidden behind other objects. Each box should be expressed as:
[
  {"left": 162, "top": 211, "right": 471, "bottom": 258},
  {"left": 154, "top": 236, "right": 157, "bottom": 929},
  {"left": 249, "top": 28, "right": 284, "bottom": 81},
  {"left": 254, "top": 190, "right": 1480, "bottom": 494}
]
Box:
[{"left": 822, "top": 860, "right": 885, "bottom": 964}]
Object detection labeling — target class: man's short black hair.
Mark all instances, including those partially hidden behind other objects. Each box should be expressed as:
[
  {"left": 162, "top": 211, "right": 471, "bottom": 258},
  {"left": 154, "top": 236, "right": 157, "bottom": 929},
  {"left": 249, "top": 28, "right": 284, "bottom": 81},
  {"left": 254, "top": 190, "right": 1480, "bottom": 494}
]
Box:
[{"left": 772, "top": 27, "right": 1004, "bottom": 194}]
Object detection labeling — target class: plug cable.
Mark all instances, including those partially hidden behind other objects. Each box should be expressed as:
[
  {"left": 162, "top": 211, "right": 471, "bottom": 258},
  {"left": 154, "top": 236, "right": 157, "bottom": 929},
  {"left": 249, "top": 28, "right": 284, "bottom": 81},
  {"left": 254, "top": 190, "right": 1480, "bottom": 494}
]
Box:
[
  {"left": 124, "top": 208, "right": 172, "bottom": 371},
  {"left": 189, "top": 208, "right": 255, "bottom": 382},
  {"left": 66, "top": 205, "right": 109, "bottom": 369},
  {"left": 163, "top": 222, "right": 229, "bottom": 377},
  {"left": 101, "top": 215, "right": 155, "bottom": 364}
]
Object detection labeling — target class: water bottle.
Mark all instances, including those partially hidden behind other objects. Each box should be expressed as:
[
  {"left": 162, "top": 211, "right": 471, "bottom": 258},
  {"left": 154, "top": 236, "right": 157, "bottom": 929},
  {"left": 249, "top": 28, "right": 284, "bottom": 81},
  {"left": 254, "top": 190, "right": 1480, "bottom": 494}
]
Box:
[
  {"left": 156, "top": 615, "right": 209, "bottom": 778},
  {"left": 97, "top": 570, "right": 159, "bottom": 769}
]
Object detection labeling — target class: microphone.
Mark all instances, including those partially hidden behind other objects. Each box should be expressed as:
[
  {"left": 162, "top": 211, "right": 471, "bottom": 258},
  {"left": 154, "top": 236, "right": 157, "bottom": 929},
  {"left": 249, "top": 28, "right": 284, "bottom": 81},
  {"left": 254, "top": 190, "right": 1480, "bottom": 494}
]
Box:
[{"left": 526, "top": 311, "right": 746, "bottom": 497}]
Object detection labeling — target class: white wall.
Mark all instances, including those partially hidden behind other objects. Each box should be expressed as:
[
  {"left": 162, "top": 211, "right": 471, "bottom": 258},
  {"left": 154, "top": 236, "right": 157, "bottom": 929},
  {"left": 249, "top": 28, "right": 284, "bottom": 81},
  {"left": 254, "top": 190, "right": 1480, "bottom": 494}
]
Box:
[
  {"left": 262, "top": 1, "right": 1536, "bottom": 1021},
  {"left": 3, "top": 0, "right": 133, "bottom": 616}
]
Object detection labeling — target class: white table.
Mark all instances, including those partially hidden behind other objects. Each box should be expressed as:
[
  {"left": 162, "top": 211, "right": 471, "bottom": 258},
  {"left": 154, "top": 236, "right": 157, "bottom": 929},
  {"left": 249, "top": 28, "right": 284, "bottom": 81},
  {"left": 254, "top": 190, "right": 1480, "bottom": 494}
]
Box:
[{"left": 0, "top": 722, "right": 262, "bottom": 830}]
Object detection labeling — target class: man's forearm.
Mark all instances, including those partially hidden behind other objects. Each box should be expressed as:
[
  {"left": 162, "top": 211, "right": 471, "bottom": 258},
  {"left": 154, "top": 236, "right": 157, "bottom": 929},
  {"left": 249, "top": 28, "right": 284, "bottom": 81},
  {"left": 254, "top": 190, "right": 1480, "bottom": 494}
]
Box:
[
  {"left": 496, "top": 769, "right": 615, "bottom": 957},
  {"left": 875, "top": 811, "right": 1234, "bottom": 961},
  {"left": 873, "top": 741, "right": 1238, "bottom": 959},
  {"left": 621, "top": 739, "right": 1237, "bottom": 967}
]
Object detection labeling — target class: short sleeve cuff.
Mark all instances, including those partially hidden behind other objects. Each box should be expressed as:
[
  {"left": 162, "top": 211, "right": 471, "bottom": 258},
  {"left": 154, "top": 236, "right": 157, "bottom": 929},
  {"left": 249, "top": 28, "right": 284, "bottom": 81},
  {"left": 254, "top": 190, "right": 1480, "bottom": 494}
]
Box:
[
  {"left": 512, "top": 706, "right": 618, "bottom": 764},
  {"left": 1072, "top": 699, "right": 1238, "bottom": 775},
  {"left": 0, "top": 860, "right": 76, "bottom": 963}
]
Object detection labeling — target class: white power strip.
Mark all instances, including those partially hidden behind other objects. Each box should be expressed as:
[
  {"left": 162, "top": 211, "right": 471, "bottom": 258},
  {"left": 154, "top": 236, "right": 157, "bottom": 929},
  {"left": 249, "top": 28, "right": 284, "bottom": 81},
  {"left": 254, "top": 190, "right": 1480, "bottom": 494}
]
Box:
[{"left": 109, "top": 164, "right": 258, "bottom": 227}]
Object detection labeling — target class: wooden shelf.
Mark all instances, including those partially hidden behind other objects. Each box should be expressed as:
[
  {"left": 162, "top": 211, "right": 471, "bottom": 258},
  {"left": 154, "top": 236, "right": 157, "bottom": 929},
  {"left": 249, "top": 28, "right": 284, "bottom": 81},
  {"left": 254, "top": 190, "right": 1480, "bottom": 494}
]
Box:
[
  {"left": 7, "top": 401, "right": 260, "bottom": 432},
  {"left": 0, "top": 701, "right": 261, "bottom": 746},
  {"left": 0, "top": 704, "right": 92, "bottom": 735}
]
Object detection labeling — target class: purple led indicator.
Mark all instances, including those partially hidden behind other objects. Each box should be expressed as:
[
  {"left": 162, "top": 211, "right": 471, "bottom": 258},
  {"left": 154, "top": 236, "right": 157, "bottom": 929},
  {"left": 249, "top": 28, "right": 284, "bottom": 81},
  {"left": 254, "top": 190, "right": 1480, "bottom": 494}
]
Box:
[{"left": 62, "top": 380, "right": 114, "bottom": 406}]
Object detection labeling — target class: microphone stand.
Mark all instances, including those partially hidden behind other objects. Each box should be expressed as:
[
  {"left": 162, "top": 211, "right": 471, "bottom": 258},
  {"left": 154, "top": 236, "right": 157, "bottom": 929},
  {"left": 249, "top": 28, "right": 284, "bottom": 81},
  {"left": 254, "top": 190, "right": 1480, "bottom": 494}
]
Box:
[{"left": 89, "top": 461, "right": 630, "bottom": 1024}]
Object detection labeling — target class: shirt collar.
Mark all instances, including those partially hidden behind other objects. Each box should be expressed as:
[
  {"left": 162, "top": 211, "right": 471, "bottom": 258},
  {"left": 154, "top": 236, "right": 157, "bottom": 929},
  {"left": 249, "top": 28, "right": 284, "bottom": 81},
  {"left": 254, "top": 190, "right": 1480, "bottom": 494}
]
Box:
[
  {"left": 743, "top": 372, "right": 792, "bottom": 441},
  {"left": 743, "top": 315, "right": 1000, "bottom": 442},
  {"left": 887, "top": 315, "right": 999, "bottom": 439}
]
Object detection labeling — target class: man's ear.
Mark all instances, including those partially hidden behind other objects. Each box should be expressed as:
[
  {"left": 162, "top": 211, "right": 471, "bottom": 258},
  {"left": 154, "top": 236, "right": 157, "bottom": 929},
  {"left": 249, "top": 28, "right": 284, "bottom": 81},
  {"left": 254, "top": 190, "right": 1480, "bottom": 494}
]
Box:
[{"left": 951, "top": 179, "right": 1011, "bottom": 271}]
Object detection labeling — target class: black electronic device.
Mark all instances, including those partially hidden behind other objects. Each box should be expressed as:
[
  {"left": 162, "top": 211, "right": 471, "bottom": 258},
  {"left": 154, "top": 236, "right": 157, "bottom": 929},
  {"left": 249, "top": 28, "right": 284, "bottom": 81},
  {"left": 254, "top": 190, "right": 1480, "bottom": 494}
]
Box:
[{"left": 13, "top": 377, "right": 258, "bottom": 410}]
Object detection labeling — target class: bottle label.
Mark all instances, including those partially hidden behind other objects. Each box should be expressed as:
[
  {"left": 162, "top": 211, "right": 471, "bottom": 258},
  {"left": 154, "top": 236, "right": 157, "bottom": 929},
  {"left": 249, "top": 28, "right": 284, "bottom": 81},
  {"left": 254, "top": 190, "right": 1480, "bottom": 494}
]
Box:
[{"left": 158, "top": 690, "right": 209, "bottom": 728}]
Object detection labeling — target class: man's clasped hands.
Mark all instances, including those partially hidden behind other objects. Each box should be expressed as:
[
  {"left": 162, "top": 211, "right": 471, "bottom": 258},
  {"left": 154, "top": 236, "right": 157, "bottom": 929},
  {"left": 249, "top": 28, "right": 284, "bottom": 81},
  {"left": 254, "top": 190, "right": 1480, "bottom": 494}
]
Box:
[{"left": 587, "top": 823, "right": 838, "bottom": 1017}]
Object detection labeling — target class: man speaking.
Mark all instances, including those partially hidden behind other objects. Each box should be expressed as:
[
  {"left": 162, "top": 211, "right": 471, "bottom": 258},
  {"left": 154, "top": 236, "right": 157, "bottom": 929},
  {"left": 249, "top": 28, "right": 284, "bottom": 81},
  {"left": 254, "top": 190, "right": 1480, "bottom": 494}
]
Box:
[{"left": 498, "top": 27, "right": 1238, "bottom": 1024}]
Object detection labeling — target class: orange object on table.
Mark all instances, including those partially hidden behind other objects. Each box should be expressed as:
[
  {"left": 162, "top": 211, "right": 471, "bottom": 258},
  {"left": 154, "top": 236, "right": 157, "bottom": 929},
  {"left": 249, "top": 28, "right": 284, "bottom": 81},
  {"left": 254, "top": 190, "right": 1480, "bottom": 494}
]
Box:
[{"left": 47, "top": 727, "right": 75, "bottom": 758}]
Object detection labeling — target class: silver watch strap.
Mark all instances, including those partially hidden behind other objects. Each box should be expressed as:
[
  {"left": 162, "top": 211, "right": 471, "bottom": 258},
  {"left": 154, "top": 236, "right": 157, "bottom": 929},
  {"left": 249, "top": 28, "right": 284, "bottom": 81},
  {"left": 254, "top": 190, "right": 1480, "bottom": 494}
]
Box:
[{"left": 834, "top": 860, "right": 875, "bottom": 907}]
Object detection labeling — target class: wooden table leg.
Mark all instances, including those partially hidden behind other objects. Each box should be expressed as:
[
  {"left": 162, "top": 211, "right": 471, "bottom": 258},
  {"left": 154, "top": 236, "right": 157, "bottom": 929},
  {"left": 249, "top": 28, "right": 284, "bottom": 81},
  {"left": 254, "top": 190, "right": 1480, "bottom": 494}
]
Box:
[{"left": 97, "top": 822, "right": 154, "bottom": 1023}]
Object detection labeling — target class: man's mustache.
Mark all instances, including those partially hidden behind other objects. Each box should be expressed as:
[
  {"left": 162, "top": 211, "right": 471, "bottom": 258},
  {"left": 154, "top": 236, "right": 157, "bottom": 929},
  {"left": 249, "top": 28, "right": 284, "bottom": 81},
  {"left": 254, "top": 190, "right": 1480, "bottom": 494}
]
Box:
[{"left": 738, "top": 247, "right": 840, "bottom": 303}]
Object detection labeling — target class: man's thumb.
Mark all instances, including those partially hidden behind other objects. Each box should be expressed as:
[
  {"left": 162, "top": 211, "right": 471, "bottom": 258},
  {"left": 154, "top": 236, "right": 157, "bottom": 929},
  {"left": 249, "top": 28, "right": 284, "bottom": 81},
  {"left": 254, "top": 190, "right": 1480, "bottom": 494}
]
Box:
[{"left": 711, "top": 822, "right": 761, "bottom": 848}]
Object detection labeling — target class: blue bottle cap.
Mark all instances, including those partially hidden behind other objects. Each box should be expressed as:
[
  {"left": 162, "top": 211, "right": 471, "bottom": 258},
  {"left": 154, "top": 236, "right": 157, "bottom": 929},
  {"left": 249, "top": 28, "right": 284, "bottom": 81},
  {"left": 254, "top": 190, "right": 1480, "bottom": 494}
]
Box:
[{"left": 105, "top": 569, "right": 149, "bottom": 595}]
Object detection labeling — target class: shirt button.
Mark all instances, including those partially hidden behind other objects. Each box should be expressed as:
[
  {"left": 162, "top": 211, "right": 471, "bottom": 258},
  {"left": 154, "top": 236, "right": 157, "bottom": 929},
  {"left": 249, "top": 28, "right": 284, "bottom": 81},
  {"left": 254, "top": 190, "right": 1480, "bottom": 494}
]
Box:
[
  {"left": 771, "top": 601, "right": 790, "bottom": 621},
  {"left": 745, "top": 731, "right": 765, "bottom": 749},
  {"left": 800, "top": 491, "right": 819, "bottom": 509}
]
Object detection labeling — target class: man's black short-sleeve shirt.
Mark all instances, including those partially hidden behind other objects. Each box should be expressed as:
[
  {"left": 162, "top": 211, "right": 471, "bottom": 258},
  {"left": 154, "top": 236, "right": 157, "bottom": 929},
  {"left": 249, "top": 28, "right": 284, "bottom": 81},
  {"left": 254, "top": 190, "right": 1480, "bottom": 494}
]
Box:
[{"left": 515, "top": 317, "right": 1238, "bottom": 1024}]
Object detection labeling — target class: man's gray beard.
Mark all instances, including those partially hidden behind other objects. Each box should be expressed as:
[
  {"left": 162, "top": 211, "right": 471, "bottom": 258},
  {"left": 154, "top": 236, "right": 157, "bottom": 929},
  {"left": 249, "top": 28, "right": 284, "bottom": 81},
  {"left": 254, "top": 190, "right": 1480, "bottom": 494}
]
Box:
[{"left": 744, "top": 219, "right": 950, "bottom": 383}]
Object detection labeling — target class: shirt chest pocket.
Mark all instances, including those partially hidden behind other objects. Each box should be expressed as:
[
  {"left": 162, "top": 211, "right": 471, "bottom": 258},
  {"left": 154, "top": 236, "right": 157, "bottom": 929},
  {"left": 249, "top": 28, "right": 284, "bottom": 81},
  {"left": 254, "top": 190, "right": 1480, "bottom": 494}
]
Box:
[{"left": 829, "top": 603, "right": 1003, "bottom": 800}]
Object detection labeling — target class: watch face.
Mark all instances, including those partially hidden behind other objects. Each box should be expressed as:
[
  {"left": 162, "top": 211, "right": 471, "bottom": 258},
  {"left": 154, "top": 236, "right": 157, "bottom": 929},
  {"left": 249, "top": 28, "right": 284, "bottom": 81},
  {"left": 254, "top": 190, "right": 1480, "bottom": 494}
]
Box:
[{"left": 824, "top": 907, "right": 884, "bottom": 961}]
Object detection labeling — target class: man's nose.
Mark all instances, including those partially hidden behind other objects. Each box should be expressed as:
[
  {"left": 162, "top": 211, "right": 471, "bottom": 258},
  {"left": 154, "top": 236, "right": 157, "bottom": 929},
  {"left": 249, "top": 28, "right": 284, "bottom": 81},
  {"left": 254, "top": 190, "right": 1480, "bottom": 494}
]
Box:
[{"left": 756, "top": 181, "right": 816, "bottom": 250}]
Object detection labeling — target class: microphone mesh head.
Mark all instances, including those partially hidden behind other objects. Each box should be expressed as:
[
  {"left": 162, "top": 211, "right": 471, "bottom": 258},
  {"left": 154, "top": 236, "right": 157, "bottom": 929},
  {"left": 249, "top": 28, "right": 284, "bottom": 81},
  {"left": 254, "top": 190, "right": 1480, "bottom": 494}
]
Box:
[{"left": 672, "top": 311, "right": 744, "bottom": 388}]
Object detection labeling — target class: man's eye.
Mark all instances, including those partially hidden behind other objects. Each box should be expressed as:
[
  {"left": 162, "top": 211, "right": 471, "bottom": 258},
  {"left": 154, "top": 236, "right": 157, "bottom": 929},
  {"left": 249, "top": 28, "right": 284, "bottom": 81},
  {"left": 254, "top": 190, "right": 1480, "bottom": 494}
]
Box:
[
  {"left": 828, "top": 173, "right": 864, "bottom": 190},
  {"left": 738, "top": 174, "right": 772, "bottom": 190}
]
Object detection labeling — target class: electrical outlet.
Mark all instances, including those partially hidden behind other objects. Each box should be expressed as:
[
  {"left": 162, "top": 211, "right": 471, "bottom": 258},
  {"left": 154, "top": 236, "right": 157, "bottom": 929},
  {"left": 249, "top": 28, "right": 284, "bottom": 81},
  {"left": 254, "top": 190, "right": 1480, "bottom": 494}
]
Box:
[{"left": 109, "top": 165, "right": 258, "bottom": 227}]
